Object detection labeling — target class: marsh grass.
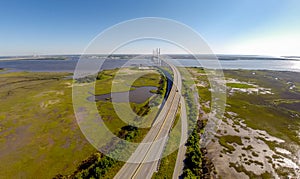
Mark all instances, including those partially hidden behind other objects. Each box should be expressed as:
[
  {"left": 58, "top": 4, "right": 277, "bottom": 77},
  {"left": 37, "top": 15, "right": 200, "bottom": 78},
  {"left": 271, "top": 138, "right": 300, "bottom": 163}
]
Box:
[
  {"left": 188, "top": 68, "right": 300, "bottom": 178},
  {"left": 218, "top": 135, "right": 243, "bottom": 153},
  {"left": 227, "top": 83, "right": 255, "bottom": 89},
  {"left": 0, "top": 72, "right": 96, "bottom": 178},
  {"left": 0, "top": 68, "right": 164, "bottom": 178}
]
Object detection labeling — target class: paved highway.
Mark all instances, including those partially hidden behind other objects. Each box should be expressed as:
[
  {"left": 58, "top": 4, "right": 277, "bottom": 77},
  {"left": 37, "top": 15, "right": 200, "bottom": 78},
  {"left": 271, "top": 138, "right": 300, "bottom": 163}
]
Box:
[
  {"left": 172, "top": 96, "right": 188, "bottom": 179},
  {"left": 114, "top": 62, "right": 182, "bottom": 179}
]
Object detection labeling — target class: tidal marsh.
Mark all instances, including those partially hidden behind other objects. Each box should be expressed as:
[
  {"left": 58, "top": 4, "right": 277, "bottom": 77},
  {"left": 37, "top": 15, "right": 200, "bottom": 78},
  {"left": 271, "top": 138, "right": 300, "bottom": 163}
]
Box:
[{"left": 0, "top": 68, "right": 164, "bottom": 178}]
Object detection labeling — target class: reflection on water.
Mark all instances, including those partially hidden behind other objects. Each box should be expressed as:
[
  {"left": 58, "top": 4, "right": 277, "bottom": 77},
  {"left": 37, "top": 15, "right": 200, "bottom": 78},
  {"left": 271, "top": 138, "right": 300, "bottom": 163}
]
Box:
[
  {"left": 291, "top": 60, "right": 300, "bottom": 70},
  {"left": 87, "top": 86, "right": 157, "bottom": 104}
]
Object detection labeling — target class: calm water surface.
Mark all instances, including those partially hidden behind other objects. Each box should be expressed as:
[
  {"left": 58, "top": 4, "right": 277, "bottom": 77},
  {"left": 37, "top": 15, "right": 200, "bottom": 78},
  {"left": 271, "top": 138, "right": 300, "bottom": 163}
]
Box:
[
  {"left": 87, "top": 86, "right": 157, "bottom": 104},
  {"left": 176, "top": 59, "right": 300, "bottom": 72},
  {"left": 0, "top": 59, "right": 300, "bottom": 72}
]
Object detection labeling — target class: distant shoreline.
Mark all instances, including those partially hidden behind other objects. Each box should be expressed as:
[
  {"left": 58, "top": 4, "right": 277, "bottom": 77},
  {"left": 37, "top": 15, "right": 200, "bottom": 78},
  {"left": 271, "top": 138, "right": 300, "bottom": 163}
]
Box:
[
  {"left": 1, "top": 54, "right": 299, "bottom": 61},
  {"left": 0, "top": 57, "right": 67, "bottom": 61}
]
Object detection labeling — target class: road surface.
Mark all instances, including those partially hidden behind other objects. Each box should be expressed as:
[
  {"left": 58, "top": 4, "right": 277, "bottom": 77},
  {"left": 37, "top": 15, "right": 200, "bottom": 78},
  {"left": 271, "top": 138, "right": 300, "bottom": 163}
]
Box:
[
  {"left": 114, "top": 62, "right": 182, "bottom": 179},
  {"left": 172, "top": 96, "right": 188, "bottom": 179}
]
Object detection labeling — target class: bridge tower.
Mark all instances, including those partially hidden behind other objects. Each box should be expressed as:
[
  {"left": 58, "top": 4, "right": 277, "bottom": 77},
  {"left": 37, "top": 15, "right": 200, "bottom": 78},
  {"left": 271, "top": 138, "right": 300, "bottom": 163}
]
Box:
[{"left": 152, "top": 48, "right": 161, "bottom": 66}]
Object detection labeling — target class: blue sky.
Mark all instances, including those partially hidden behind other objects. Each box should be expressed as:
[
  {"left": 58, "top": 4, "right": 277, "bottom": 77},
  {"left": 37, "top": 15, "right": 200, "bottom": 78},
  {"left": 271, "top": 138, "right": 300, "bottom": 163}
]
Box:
[{"left": 0, "top": 0, "right": 300, "bottom": 56}]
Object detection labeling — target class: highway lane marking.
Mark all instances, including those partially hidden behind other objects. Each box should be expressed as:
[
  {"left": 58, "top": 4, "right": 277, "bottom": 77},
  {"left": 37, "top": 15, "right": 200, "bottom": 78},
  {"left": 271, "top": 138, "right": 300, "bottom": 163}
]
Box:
[{"left": 131, "top": 64, "right": 181, "bottom": 178}]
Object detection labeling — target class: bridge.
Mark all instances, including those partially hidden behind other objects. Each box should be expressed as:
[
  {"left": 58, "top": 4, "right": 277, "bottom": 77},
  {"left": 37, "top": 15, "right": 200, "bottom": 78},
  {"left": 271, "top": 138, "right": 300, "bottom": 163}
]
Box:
[{"left": 114, "top": 55, "right": 187, "bottom": 179}]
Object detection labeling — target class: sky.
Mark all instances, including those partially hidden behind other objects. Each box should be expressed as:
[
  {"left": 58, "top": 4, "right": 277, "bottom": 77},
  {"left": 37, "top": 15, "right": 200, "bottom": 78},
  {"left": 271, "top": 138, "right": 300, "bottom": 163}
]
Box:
[{"left": 0, "top": 0, "right": 300, "bottom": 56}]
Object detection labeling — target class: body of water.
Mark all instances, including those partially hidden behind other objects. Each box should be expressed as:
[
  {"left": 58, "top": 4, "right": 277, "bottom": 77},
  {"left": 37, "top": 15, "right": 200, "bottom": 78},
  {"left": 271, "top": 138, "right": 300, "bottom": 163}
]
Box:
[
  {"left": 87, "top": 86, "right": 157, "bottom": 104},
  {"left": 0, "top": 59, "right": 300, "bottom": 72},
  {"left": 176, "top": 59, "right": 300, "bottom": 72}
]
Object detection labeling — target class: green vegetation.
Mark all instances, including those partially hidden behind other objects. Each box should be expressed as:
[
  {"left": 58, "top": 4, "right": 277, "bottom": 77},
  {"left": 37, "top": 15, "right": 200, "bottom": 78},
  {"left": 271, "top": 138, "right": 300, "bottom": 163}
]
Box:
[
  {"left": 3, "top": 66, "right": 300, "bottom": 178},
  {"left": 179, "top": 67, "right": 215, "bottom": 178},
  {"left": 251, "top": 151, "right": 259, "bottom": 157},
  {"left": 218, "top": 135, "right": 243, "bottom": 154},
  {"left": 152, "top": 109, "right": 181, "bottom": 178},
  {"left": 152, "top": 150, "right": 178, "bottom": 179},
  {"left": 244, "top": 136, "right": 250, "bottom": 140},
  {"left": 229, "top": 162, "right": 272, "bottom": 178},
  {"left": 242, "top": 145, "right": 253, "bottom": 151},
  {"left": 56, "top": 67, "right": 167, "bottom": 178},
  {"left": 182, "top": 121, "right": 213, "bottom": 178},
  {"left": 95, "top": 68, "right": 162, "bottom": 95},
  {"left": 226, "top": 82, "right": 255, "bottom": 88},
  {"left": 219, "top": 135, "right": 243, "bottom": 145},
  {"left": 272, "top": 154, "right": 281, "bottom": 159},
  {"left": 55, "top": 125, "right": 140, "bottom": 178},
  {"left": 181, "top": 69, "right": 199, "bottom": 132},
  {"left": 0, "top": 72, "right": 96, "bottom": 178},
  {"left": 189, "top": 68, "right": 211, "bottom": 114},
  {"left": 133, "top": 70, "right": 164, "bottom": 88},
  {"left": 274, "top": 166, "right": 295, "bottom": 178},
  {"left": 183, "top": 128, "right": 202, "bottom": 178},
  {"left": 189, "top": 68, "right": 300, "bottom": 178},
  {"left": 0, "top": 67, "right": 166, "bottom": 178},
  {"left": 180, "top": 68, "right": 212, "bottom": 178},
  {"left": 255, "top": 137, "right": 279, "bottom": 151},
  {"left": 224, "top": 70, "right": 300, "bottom": 145},
  {"left": 95, "top": 68, "right": 166, "bottom": 134},
  {"left": 244, "top": 159, "right": 263, "bottom": 166}
]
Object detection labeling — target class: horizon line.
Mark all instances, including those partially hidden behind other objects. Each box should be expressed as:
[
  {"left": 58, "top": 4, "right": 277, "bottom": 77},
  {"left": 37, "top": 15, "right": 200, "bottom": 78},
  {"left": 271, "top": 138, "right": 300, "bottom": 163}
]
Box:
[{"left": 1, "top": 53, "right": 299, "bottom": 58}]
